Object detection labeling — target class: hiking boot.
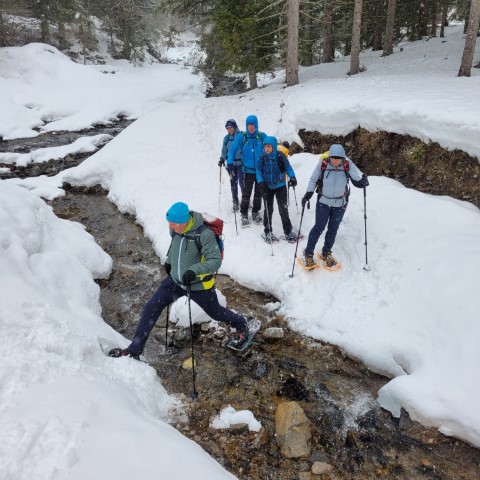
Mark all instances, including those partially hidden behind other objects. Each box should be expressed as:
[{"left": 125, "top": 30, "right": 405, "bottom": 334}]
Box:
[
  {"left": 320, "top": 250, "right": 337, "bottom": 269},
  {"left": 304, "top": 251, "right": 316, "bottom": 268},
  {"left": 285, "top": 231, "right": 298, "bottom": 243},
  {"left": 252, "top": 213, "right": 262, "bottom": 224},
  {"left": 108, "top": 347, "right": 140, "bottom": 360},
  {"left": 229, "top": 330, "right": 249, "bottom": 349},
  {"left": 241, "top": 216, "right": 250, "bottom": 227}
]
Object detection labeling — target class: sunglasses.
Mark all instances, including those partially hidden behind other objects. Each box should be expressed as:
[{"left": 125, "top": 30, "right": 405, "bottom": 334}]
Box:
[{"left": 330, "top": 156, "right": 344, "bottom": 160}]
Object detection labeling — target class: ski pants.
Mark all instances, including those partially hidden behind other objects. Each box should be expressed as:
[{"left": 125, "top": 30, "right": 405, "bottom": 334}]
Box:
[
  {"left": 262, "top": 185, "right": 293, "bottom": 235},
  {"left": 128, "top": 276, "right": 247, "bottom": 355},
  {"left": 240, "top": 172, "right": 262, "bottom": 217},
  {"left": 305, "top": 200, "right": 346, "bottom": 256},
  {"left": 229, "top": 164, "right": 244, "bottom": 205}
]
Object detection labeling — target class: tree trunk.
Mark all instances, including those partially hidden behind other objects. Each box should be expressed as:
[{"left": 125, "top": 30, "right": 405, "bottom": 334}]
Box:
[
  {"left": 249, "top": 72, "right": 258, "bottom": 89},
  {"left": 349, "top": 0, "right": 363, "bottom": 75},
  {"left": 464, "top": 1, "right": 471, "bottom": 34},
  {"left": 286, "top": 0, "right": 300, "bottom": 86},
  {"left": 418, "top": 0, "right": 428, "bottom": 38},
  {"left": 41, "top": 16, "right": 51, "bottom": 44},
  {"left": 458, "top": 0, "right": 480, "bottom": 77},
  {"left": 58, "top": 22, "right": 68, "bottom": 50},
  {"left": 430, "top": 0, "right": 438, "bottom": 36},
  {"left": 383, "top": 0, "right": 397, "bottom": 56},
  {"left": 372, "top": 0, "right": 384, "bottom": 51},
  {"left": 301, "top": 3, "right": 314, "bottom": 66},
  {"left": 322, "top": 0, "right": 335, "bottom": 63},
  {"left": 440, "top": 2, "right": 448, "bottom": 37}
]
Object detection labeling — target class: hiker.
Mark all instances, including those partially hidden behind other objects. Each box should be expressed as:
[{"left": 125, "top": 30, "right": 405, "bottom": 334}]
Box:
[
  {"left": 257, "top": 136, "right": 299, "bottom": 243},
  {"left": 109, "top": 202, "right": 251, "bottom": 358},
  {"left": 301, "top": 144, "right": 369, "bottom": 269},
  {"left": 227, "top": 114, "right": 267, "bottom": 227},
  {"left": 219, "top": 119, "right": 243, "bottom": 212}
]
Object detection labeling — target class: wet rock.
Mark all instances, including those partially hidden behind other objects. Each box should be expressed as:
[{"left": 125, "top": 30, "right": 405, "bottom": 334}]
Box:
[
  {"left": 275, "top": 401, "right": 312, "bottom": 458},
  {"left": 263, "top": 327, "right": 284, "bottom": 340},
  {"left": 311, "top": 461, "right": 333, "bottom": 475},
  {"left": 277, "top": 377, "right": 311, "bottom": 401}
]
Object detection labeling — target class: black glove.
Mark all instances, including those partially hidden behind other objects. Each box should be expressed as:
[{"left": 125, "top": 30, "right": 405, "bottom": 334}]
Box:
[
  {"left": 282, "top": 141, "right": 290, "bottom": 149},
  {"left": 288, "top": 177, "right": 297, "bottom": 187},
  {"left": 182, "top": 270, "right": 196, "bottom": 286},
  {"left": 226, "top": 164, "right": 235, "bottom": 174},
  {"left": 301, "top": 191, "right": 313, "bottom": 208},
  {"left": 164, "top": 263, "right": 171, "bottom": 276},
  {"left": 360, "top": 174, "right": 369, "bottom": 187},
  {"left": 218, "top": 158, "right": 225, "bottom": 167}
]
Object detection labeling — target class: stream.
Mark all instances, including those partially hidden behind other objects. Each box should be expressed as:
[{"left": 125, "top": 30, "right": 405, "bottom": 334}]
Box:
[{"left": 2, "top": 125, "right": 480, "bottom": 480}]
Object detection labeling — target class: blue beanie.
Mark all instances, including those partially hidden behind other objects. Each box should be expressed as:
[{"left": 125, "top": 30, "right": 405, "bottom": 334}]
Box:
[
  {"left": 328, "top": 144, "right": 346, "bottom": 158},
  {"left": 166, "top": 202, "right": 190, "bottom": 224}
]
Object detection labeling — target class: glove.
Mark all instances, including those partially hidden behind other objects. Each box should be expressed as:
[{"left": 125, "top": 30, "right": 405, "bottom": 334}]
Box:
[
  {"left": 282, "top": 141, "right": 290, "bottom": 149},
  {"left": 288, "top": 177, "right": 297, "bottom": 188},
  {"left": 360, "top": 174, "right": 369, "bottom": 187},
  {"left": 301, "top": 191, "right": 313, "bottom": 208},
  {"left": 218, "top": 158, "right": 225, "bottom": 167},
  {"left": 182, "top": 269, "right": 196, "bottom": 286},
  {"left": 226, "top": 164, "right": 235, "bottom": 174},
  {"left": 164, "top": 263, "right": 171, "bottom": 276}
]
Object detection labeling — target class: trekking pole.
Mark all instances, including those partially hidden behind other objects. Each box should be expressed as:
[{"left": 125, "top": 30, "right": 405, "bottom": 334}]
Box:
[
  {"left": 289, "top": 204, "right": 306, "bottom": 278},
  {"left": 229, "top": 168, "right": 239, "bottom": 236},
  {"left": 218, "top": 166, "right": 222, "bottom": 212},
  {"left": 292, "top": 187, "right": 300, "bottom": 214},
  {"left": 263, "top": 195, "right": 274, "bottom": 256},
  {"left": 287, "top": 184, "right": 290, "bottom": 206},
  {"left": 164, "top": 304, "right": 170, "bottom": 349},
  {"left": 363, "top": 187, "right": 370, "bottom": 271},
  {"left": 186, "top": 286, "right": 198, "bottom": 398}
]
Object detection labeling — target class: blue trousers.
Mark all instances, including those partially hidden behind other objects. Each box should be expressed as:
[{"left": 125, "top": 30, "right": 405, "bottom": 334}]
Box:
[
  {"left": 128, "top": 276, "right": 247, "bottom": 355},
  {"left": 305, "top": 201, "right": 346, "bottom": 256},
  {"left": 229, "top": 164, "right": 244, "bottom": 204}
]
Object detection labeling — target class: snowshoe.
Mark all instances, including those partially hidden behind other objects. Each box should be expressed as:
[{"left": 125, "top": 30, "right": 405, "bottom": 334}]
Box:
[
  {"left": 241, "top": 216, "right": 250, "bottom": 228},
  {"left": 281, "top": 232, "right": 304, "bottom": 244},
  {"left": 252, "top": 213, "right": 263, "bottom": 225},
  {"left": 261, "top": 232, "right": 279, "bottom": 244},
  {"left": 227, "top": 319, "right": 261, "bottom": 352},
  {"left": 296, "top": 252, "right": 319, "bottom": 271},
  {"left": 318, "top": 251, "right": 342, "bottom": 271}
]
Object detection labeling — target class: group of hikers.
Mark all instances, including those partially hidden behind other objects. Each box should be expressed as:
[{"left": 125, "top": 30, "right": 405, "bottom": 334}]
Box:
[{"left": 109, "top": 114, "right": 369, "bottom": 357}]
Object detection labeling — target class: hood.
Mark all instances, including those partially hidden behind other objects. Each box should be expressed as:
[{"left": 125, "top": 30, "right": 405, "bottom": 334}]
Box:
[
  {"left": 264, "top": 135, "right": 278, "bottom": 157},
  {"left": 328, "top": 144, "right": 346, "bottom": 159},
  {"left": 245, "top": 115, "right": 258, "bottom": 135}
]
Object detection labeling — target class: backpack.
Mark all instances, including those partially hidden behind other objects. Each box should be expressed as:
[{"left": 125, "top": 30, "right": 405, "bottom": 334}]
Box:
[
  {"left": 242, "top": 131, "right": 264, "bottom": 145},
  {"left": 193, "top": 213, "right": 225, "bottom": 259},
  {"left": 315, "top": 158, "right": 352, "bottom": 199}
]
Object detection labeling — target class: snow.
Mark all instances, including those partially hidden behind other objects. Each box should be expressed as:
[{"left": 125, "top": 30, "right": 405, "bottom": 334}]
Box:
[
  {"left": 0, "top": 23, "right": 479, "bottom": 478},
  {"left": 211, "top": 406, "right": 262, "bottom": 432}
]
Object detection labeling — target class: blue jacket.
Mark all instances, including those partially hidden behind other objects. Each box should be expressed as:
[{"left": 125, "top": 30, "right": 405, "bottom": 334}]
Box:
[
  {"left": 227, "top": 115, "right": 267, "bottom": 174},
  {"left": 256, "top": 136, "right": 295, "bottom": 189},
  {"left": 221, "top": 127, "right": 242, "bottom": 166}
]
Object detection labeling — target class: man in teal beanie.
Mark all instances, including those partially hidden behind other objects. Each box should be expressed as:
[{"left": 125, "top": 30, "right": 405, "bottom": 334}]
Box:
[{"left": 109, "top": 201, "right": 251, "bottom": 357}]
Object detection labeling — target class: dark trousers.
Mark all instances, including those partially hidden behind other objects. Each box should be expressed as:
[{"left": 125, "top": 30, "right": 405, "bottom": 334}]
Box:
[
  {"left": 229, "top": 165, "right": 244, "bottom": 204},
  {"left": 240, "top": 172, "right": 262, "bottom": 217},
  {"left": 263, "top": 185, "right": 292, "bottom": 235},
  {"left": 305, "top": 200, "right": 346, "bottom": 256},
  {"left": 128, "top": 276, "right": 247, "bottom": 355}
]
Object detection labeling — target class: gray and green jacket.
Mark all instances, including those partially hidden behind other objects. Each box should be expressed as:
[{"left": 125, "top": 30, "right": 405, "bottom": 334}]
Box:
[{"left": 166, "top": 211, "right": 221, "bottom": 291}]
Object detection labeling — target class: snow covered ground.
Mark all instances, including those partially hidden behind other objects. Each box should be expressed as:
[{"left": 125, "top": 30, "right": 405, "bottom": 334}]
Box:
[{"left": 1, "top": 24, "right": 479, "bottom": 479}]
